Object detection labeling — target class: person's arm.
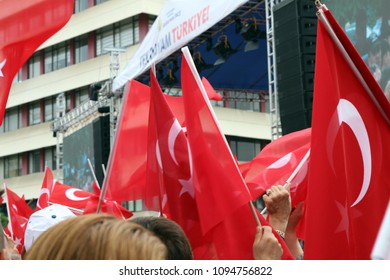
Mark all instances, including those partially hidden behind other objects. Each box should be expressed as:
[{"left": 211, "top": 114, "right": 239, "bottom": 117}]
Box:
[{"left": 284, "top": 202, "right": 304, "bottom": 259}]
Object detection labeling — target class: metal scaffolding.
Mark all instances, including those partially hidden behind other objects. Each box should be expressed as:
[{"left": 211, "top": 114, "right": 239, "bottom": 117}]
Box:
[
  {"left": 265, "top": 0, "right": 284, "bottom": 140},
  {"left": 51, "top": 49, "right": 125, "bottom": 181}
]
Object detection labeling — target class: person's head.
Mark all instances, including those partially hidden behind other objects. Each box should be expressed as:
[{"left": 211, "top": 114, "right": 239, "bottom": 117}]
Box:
[
  {"left": 24, "top": 213, "right": 168, "bottom": 260},
  {"left": 368, "top": 39, "right": 383, "bottom": 68},
  {"left": 131, "top": 216, "right": 193, "bottom": 260},
  {"left": 381, "top": 40, "right": 390, "bottom": 69},
  {"left": 24, "top": 204, "right": 77, "bottom": 252}
]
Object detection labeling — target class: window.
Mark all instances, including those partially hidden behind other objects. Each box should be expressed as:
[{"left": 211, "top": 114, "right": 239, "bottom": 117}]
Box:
[
  {"left": 2, "top": 107, "right": 22, "bottom": 132},
  {"left": 44, "top": 146, "right": 57, "bottom": 170},
  {"left": 12, "top": 69, "right": 22, "bottom": 84},
  {"left": 227, "top": 136, "right": 269, "bottom": 162},
  {"left": 29, "top": 149, "right": 41, "bottom": 174},
  {"left": 127, "top": 200, "right": 144, "bottom": 212},
  {"left": 224, "top": 91, "right": 261, "bottom": 112},
  {"left": 74, "top": 0, "right": 89, "bottom": 13},
  {"left": 66, "top": 92, "right": 73, "bottom": 112},
  {"left": 95, "top": 0, "right": 109, "bottom": 5},
  {"left": 149, "top": 16, "right": 157, "bottom": 28},
  {"left": 29, "top": 101, "right": 41, "bottom": 126},
  {"left": 28, "top": 52, "right": 41, "bottom": 78},
  {"left": 44, "top": 42, "right": 71, "bottom": 73},
  {"left": 75, "top": 34, "right": 89, "bottom": 64},
  {"left": 4, "top": 154, "right": 22, "bottom": 178},
  {"left": 74, "top": 87, "right": 90, "bottom": 107},
  {"left": 96, "top": 17, "right": 139, "bottom": 56},
  {"left": 44, "top": 97, "right": 55, "bottom": 122}
]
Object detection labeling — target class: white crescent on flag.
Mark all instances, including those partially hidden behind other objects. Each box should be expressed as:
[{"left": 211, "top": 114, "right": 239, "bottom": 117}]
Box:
[
  {"left": 328, "top": 98, "right": 372, "bottom": 207},
  {"left": 65, "top": 188, "right": 90, "bottom": 201}
]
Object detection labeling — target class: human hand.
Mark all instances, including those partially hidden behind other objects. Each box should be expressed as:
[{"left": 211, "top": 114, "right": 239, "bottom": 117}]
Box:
[
  {"left": 263, "top": 185, "right": 291, "bottom": 233},
  {"left": 253, "top": 226, "right": 282, "bottom": 260}
]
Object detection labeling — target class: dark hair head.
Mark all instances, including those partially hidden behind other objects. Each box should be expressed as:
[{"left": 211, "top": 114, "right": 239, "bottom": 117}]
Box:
[{"left": 131, "top": 216, "right": 193, "bottom": 260}]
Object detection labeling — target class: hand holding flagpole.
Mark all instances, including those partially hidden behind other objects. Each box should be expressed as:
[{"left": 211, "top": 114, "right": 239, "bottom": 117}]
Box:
[{"left": 261, "top": 149, "right": 310, "bottom": 215}]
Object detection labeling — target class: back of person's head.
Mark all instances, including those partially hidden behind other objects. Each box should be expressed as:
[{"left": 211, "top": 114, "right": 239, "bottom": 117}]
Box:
[
  {"left": 131, "top": 216, "right": 193, "bottom": 260},
  {"left": 24, "top": 204, "right": 77, "bottom": 252},
  {"left": 23, "top": 213, "right": 168, "bottom": 260}
]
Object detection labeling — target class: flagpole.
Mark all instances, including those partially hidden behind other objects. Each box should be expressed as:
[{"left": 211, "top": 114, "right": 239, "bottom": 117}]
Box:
[
  {"left": 101, "top": 164, "right": 106, "bottom": 177},
  {"left": 4, "top": 184, "right": 14, "bottom": 239},
  {"left": 87, "top": 158, "right": 100, "bottom": 189},
  {"left": 47, "top": 201, "right": 84, "bottom": 215},
  {"left": 316, "top": 3, "right": 390, "bottom": 125},
  {"left": 371, "top": 199, "right": 390, "bottom": 259},
  {"left": 261, "top": 149, "right": 310, "bottom": 215},
  {"left": 86, "top": 158, "right": 105, "bottom": 213},
  {"left": 181, "top": 46, "right": 261, "bottom": 227}
]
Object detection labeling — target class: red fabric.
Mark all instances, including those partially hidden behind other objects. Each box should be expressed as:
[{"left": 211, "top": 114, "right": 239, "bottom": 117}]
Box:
[
  {"left": 49, "top": 181, "right": 94, "bottom": 209},
  {"left": 239, "top": 128, "right": 311, "bottom": 206},
  {"left": 103, "top": 81, "right": 151, "bottom": 203},
  {"left": 304, "top": 9, "right": 390, "bottom": 259},
  {"left": 0, "top": 0, "right": 74, "bottom": 124},
  {"left": 181, "top": 53, "right": 252, "bottom": 234},
  {"left": 102, "top": 78, "right": 219, "bottom": 203},
  {"left": 36, "top": 166, "right": 55, "bottom": 210},
  {"left": 202, "top": 77, "right": 223, "bottom": 101},
  {"left": 181, "top": 53, "right": 293, "bottom": 259},
  {"left": 5, "top": 186, "right": 34, "bottom": 253},
  {"left": 83, "top": 198, "right": 133, "bottom": 219},
  {"left": 204, "top": 203, "right": 294, "bottom": 260},
  {"left": 148, "top": 69, "right": 215, "bottom": 259}
]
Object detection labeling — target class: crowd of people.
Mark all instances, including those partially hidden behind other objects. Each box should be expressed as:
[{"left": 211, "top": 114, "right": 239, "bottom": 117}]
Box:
[{"left": 0, "top": 184, "right": 304, "bottom": 260}]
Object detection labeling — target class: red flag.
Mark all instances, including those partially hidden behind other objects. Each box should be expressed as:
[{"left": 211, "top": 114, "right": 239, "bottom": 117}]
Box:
[
  {"left": 36, "top": 166, "right": 55, "bottom": 210},
  {"left": 181, "top": 48, "right": 294, "bottom": 259},
  {"left": 201, "top": 77, "right": 223, "bottom": 101},
  {"left": 49, "top": 181, "right": 94, "bottom": 210},
  {"left": 148, "top": 69, "right": 215, "bottom": 259},
  {"left": 4, "top": 186, "right": 34, "bottom": 253},
  {"left": 304, "top": 6, "right": 390, "bottom": 259},
  {"left": 103, "top": 81, "right": 151, "bottom": 202},
  {"left": 84, "top": 182, "right": 133, "bottom": 219},
  {"left": 103, "top": 80, "right": 187, "bottom": 203},
  {"left": 0, "top": 0, "right": 74, "bottom": 124},
  {"left": 181, "top": 50, "right": 252, "bottom": 233},
  {"left": 240, "top": 128, "right": 311, "bottom": 206}
]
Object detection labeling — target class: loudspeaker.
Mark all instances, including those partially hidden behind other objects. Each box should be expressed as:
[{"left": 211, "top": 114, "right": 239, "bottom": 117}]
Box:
[
  {"left": 92, "top": 115, "right": 110, "bottom": 185},
  {"left": 274, "top": 0, "right": 317, "bottom": 135}
]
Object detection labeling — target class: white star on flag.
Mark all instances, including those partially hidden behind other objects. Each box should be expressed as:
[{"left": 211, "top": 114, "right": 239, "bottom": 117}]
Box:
[
  {"left": 335, "top": 200, "right": 350, "bottom": 242},
  {"left": 14, "top": 237, "right": 22, "bottom": 247},
  {"left": 179, "top": 177, "right": 194, "bottom": 198},
  {"left": 0, "top": 59, "right": 6, "bottom": 77}
]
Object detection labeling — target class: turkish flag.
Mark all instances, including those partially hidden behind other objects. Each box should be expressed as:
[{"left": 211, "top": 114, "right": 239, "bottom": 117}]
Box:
[
  {"left": 0, "top": 0, "right": 74, "bottom": 124},
  {"left": 103, "top": 81, "right": 151, "bottom": 203},
  {"left": 148, "top": 69, "right": 215, "bottom": 259},
  {"left": 102, "top": 78, "right": 219, "bottom": 203},
  {"left": 49, "top": 181, "right": 94, "bottom": 210},
  {"left": 4, "top": 186, "right": 34, "bottom": 253},
  {"left": 181, "top": 49, "right": 294, "bottom": 259},
  {"left": 304, "top": 7, "right": 390, "bottom": 259},
  {"left": 240, "top": 128, "right": 311, "bottom": 206},
  {"left": 36, "top": 166, "right": 55, "bottom": 210},
  {"left": 181, "top": 50, "right": 252, "bottom": 233}
]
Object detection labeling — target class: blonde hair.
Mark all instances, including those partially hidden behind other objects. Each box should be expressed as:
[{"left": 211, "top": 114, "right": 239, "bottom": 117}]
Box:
[{"left": 24, "top": 214, "right": 167, "bottom": 260}]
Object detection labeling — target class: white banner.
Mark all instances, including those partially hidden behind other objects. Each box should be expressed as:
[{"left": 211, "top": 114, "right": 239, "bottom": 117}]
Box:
[{"left": 112, "top": 0, "right": 249, "bottom": 92}]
